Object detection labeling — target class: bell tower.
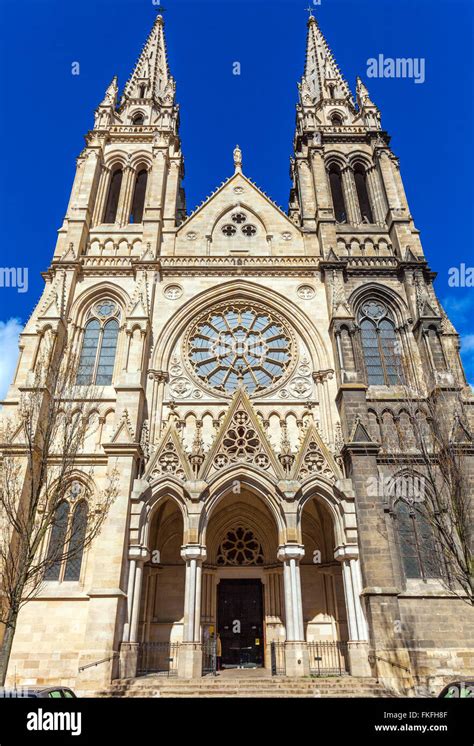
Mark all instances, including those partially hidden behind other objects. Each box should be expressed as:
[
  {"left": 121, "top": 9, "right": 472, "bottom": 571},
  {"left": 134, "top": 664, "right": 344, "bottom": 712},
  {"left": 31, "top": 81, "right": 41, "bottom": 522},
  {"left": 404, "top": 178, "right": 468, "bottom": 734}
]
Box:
[{"left": 53, "top": 13, "right": 185, "bottom": 266}]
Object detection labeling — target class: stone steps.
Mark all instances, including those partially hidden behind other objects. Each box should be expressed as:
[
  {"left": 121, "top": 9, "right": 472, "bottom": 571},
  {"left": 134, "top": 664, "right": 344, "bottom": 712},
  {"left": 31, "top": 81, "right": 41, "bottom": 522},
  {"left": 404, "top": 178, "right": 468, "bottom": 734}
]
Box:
[{"left": 94, "top": 676, "right": 399, "bottom": 698}]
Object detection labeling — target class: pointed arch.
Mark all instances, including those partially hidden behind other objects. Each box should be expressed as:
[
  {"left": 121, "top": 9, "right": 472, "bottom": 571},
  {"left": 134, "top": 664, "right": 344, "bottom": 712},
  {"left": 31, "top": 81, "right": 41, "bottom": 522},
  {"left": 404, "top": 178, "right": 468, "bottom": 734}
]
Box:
[
  {"left": 64, "top": 501, "right": 88, "bottom": 581},
  {"left": 129, "top": 168, "right": 148, "bottom": 224},
  {"left": 103, "top": 168, "right": 123, "bottom": 224},
  {"left": 151, "top": 279, "right": 331, "bottom": 375}
]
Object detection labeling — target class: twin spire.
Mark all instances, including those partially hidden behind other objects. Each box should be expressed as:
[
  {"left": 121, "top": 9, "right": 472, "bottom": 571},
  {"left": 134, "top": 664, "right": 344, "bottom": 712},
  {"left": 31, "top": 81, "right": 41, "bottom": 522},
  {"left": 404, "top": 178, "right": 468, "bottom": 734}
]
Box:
[{"left": 95, "top": 12, "right": 380, "bottom": 138}]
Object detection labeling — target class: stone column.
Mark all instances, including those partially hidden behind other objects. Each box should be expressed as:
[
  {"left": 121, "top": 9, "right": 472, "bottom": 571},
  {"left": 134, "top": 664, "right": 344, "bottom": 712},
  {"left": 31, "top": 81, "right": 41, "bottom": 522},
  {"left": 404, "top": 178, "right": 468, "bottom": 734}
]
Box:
[
  {"left": 91, "top": 164, "right": 110, "bottom": 226},
  {"left": 148, "top": 371, "right": 168, "bottom": 445},
  {"left": 178, "top": 545, "right": 206, "bottom": 678},
  {"left": 366, "top": 165, "right": 387, "bottom": 225},
  {"left": 117, "top": 165, "right": 135, "bottom": 226},
  {"left": 277, "top": 545, "right": 309, "bottom": 676},
  {"left": 341, "top": 167, "right": 361, "bottom": 225},
  {"left": 119, "top": 546, "right": 149, "bottom": 679},
  {"left": 334, "top": 545, "right": 371, "bottom": 677}
]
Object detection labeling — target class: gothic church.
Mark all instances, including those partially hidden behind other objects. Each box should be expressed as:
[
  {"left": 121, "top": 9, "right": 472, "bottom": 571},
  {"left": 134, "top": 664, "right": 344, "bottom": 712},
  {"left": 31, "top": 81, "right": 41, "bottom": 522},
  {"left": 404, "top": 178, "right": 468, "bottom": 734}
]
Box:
[{"left": 2, "top": 12, "right": 473, "bottom": 693}]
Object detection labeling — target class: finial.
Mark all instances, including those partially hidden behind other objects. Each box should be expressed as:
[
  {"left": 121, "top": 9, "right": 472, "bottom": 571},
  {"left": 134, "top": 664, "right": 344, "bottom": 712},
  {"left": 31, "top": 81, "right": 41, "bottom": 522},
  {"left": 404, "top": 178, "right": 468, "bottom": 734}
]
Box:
[
  {"left": 233, "top": 144, "right": 242, "bottom": 172},
  {"left": 305, "top": 5, "right": 316, "bottom": 22}
]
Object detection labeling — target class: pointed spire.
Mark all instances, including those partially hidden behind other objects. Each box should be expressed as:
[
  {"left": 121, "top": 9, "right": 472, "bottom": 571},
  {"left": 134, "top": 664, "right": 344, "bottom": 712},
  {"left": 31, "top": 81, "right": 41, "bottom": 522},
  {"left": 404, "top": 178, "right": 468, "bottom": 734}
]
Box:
[
  {"left": 301, "top": 14, "right": 354, "bottom": 106},
  {"left": 94, "top": 76, "right": 118, "bottom": 129},
  {"left": 356, "top": 77, "right": 382, "bottom": 129},
  {"left": 121, "top": 14, "right": 174, "bottom": 106},
  {"left": 101, "top": 76, "right": 118, "bottom": 107}
]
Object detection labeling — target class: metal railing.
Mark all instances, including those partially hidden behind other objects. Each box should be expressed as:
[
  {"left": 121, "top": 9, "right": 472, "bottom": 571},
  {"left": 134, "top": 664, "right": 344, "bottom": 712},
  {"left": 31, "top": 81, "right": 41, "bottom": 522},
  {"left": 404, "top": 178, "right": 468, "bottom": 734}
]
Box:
[
  {"left": 137, "top": 642, "right": 179, "bottom": 677},
  {"left": 270, "top": 642, "right": 286, "bottom": 676},
  {"left": 78, "top": 653, "right": 119, "bottom": 673},
  {"left": 202, "top": 640, "right": 217, "bottom": 676},
  {"left": 308, "top": 641, "right": 349, "bottom": 676}
]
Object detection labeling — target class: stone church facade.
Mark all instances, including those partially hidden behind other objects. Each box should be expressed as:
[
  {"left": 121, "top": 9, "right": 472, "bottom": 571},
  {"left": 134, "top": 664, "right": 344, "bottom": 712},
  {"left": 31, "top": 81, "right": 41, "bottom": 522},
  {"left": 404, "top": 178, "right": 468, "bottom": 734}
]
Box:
[{"left": 2, "top": 13, "right": 473, "bottom": 693}]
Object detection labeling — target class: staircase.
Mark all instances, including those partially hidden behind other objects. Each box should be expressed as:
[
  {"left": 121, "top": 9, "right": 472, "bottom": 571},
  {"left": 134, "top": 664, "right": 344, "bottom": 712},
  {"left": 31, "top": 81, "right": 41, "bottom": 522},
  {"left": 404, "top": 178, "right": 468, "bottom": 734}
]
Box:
[{"left": 94, "top": 674, "right": 399, "bottom": 698}]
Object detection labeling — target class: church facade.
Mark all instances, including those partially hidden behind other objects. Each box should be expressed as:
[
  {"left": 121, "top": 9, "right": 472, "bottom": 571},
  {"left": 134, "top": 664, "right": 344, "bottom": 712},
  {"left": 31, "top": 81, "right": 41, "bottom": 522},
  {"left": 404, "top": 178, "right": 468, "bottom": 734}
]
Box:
[{"left": 2, "top": 13, "right": 473, "bottom": 693}]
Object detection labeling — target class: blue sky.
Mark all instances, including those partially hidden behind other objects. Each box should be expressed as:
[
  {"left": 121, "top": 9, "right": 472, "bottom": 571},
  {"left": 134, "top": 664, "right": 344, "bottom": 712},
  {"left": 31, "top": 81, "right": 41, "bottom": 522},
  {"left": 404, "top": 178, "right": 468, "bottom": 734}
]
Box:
[{"left": 0, "top": 0, "right": 473, "bottom": 396}]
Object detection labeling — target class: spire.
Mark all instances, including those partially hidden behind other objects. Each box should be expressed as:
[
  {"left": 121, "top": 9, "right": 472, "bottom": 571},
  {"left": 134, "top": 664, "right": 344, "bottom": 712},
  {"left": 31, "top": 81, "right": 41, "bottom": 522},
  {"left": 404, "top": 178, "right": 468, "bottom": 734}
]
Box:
[
  {"left": 100, "top": 76, "right": 118, "bottom": 107},
  {"left": 94, "top": 76, "right": 118, "bottom": 130},
  {"left": 356, "top": 77, "right": 382, "bottom": 129},
  {"left": 120, "top": 14, "right": 175, "bottom": 107},
  {"left": 301, "top": 14, "right": 354, "bottom": 107}
]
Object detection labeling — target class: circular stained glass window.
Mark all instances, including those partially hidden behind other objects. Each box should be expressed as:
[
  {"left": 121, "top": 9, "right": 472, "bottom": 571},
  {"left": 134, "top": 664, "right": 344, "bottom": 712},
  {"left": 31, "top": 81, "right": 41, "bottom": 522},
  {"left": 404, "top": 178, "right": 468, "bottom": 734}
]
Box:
[{"left": 185, "top": 304, "right": 295, "bottom": 396}]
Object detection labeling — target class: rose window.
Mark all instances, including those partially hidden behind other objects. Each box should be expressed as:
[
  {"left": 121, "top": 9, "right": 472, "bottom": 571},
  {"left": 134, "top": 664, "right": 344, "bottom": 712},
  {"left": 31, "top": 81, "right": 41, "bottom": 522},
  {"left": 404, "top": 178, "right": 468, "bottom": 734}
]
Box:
[
  {"left": 185, "top": 304, "right": 294, "bottom": 395},
  {"left": 241, "top": 224, "right": 257, "bottom": 237},
  {"left": 217, "top": 527, "right": 264, "bottom": 566},
  {"left": 231, "top": 212, "right": 247, "bottom": 224}
]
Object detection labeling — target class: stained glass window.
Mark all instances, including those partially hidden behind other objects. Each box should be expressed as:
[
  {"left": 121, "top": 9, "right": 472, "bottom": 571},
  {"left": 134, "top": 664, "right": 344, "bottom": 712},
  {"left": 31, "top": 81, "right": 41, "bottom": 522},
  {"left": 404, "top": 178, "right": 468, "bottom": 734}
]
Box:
[
  {"left": 64, "top": 502, "right": 88, "bottom": 581},
  {"left": 359, "top": 301, "right": 401, "bottom": 385},
  {"left": 186, "top": 304, "right": 293, "bottom": 395},
  {"left": 396, "top": 500, "right": 442, "bottom": 580},
  {"left": 77, "top": 301, "right": 119, "bottom": 385}
]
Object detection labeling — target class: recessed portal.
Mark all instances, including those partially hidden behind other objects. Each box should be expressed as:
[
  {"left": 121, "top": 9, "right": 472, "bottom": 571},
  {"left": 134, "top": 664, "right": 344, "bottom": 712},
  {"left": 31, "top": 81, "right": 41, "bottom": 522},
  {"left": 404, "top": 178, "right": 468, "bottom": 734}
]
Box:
[{"left": 217, "top": 579, "right": 264, "bottom": 668}]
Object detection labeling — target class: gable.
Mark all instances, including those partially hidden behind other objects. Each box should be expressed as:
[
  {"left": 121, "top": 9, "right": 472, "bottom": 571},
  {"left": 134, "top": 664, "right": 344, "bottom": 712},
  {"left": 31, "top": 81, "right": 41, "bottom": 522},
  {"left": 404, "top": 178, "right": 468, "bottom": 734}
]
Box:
[{"left": 173, "top": 172, "right": 304, "bottom": 257}]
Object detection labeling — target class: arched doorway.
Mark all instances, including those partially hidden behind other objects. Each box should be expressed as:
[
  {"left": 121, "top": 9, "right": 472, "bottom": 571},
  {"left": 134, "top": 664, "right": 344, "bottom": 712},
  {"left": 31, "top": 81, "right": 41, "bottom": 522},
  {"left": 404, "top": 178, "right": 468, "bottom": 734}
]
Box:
[
  {"left": 204, "top": 489, "right": 281, "bottom": 670},
  {"left": 301, "top": 498, "right": 348, "bottom": 643},
  {"left": 138, "top": 498, "right": 185, "bottom": 652}
]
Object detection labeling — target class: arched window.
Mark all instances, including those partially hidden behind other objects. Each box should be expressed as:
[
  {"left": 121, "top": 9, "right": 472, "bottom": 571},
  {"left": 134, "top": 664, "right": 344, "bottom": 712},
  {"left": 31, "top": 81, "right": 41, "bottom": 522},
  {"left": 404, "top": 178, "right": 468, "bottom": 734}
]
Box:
[
  {"left": 44, "top": 501, "right": 70, "bottom": 581},
  {"left": 64, "top": 501, "right": 88, "bottom": 581},
  {"left": 77, "top": 300, "right": 120, "bottom": 385},
  {"left": 328, "top": 164, "right": 347, "bottom": 223},
  {"left": 132, "top": 112, "right": 145, "bottom": 125},
  {"left": 44, "top": 483, "right": 89, "bottom": 583},
  {"left": 139, "top": 84, "right": 147, "bottom": 98},
  {"left": 359, "top": 300, "right": 402, "bottom": 385},
  {"left": 129, "top": 169, "right": 148, "bottom": 223},
  {"left": 103, "top": 168, "right": 123, "bottom": 224},
  {"left": 395, "top": 499, "right": 442, "bottom": 580},
  {"left": 331, "top": 113, "right": 343, "bottom": 126},
  {"left": 354, "top": 164, "right": 374, "bottom": 223}
]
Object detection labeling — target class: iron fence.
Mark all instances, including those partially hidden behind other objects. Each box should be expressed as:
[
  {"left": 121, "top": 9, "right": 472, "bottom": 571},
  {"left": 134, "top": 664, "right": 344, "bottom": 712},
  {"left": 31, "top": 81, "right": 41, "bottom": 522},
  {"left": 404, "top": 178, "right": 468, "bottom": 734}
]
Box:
[
  {"left": 202, "top": 639, "right": 217, "bottom": 676},
  {"left": 270, "top": 641, "right": 286, "bottom": 676},
  {"left": 137, "top": 642, "right": 179, "bottom": 676},
  {"left": 308, "top": 641, "right": 349, "bottom": 676}
]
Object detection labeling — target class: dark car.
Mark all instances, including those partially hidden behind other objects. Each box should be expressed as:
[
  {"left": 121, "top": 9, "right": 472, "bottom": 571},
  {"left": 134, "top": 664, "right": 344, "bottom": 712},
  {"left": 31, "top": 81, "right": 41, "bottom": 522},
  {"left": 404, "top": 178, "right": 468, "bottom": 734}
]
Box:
[
  {"left": 2, "top": 686, "right": 76, "bottom": 698},
  {"left": 438, "top": 681, "right": 474, "bottom": 698}
]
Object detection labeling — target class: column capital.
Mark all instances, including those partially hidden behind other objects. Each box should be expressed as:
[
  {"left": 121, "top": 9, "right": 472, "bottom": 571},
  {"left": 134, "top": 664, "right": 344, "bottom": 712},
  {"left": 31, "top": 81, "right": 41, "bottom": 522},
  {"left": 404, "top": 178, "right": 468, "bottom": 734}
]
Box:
[
  {"left": 181, "top": 544, "right": 207, "bottom": 563},
  {"left": 277, "top": 544, "right": 305, "bottom": 563},
  {"left": 334, "top": 544, "right": 359, "bottom": 562},
  {"left": 128, "top": 545, "right": 150, "bottom": 563}
]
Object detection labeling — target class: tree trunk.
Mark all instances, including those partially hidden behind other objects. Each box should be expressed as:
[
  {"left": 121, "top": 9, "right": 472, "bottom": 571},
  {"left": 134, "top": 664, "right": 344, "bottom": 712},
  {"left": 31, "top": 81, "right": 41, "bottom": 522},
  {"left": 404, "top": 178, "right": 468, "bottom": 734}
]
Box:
[{"left": 0, "top": 604, "right": 20, "bottom": 687}]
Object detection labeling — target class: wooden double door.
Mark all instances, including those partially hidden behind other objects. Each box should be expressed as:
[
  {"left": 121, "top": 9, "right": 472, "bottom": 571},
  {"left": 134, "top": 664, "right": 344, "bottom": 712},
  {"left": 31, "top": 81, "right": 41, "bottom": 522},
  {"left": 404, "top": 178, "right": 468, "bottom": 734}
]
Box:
[{"left": 217, "top": 579, "right": 264, "bottom": 668}]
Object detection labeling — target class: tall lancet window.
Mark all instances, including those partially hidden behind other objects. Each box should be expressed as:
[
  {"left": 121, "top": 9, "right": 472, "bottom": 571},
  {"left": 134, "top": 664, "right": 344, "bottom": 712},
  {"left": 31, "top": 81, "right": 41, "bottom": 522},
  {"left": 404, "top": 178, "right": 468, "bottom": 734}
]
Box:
[
  {"left": 129, "top": 169, "right": 148, "bottom": 223},
  {"left": 354, "top": 164, "right": 374, "bottom": 223},
  {"left": 103, "top": 168, "right": 123, "bottom": 224},
  {"left": 328, "top": 164, "right": 347, "bottom": 223},
  {"left": 394, "top": 498, "right": 442, "bottom": 580},
  {"left": 77, "top": 300, "right": 120, "bottom": 386},
  {"left": 44, "top": 482, "right": 89, "bottom": 583},
  {"left": 359, "top": 301, "right": 401, "bottom": 385},
  {"left": 329, "top": 163, "right": 347, "bottom": 223}
]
